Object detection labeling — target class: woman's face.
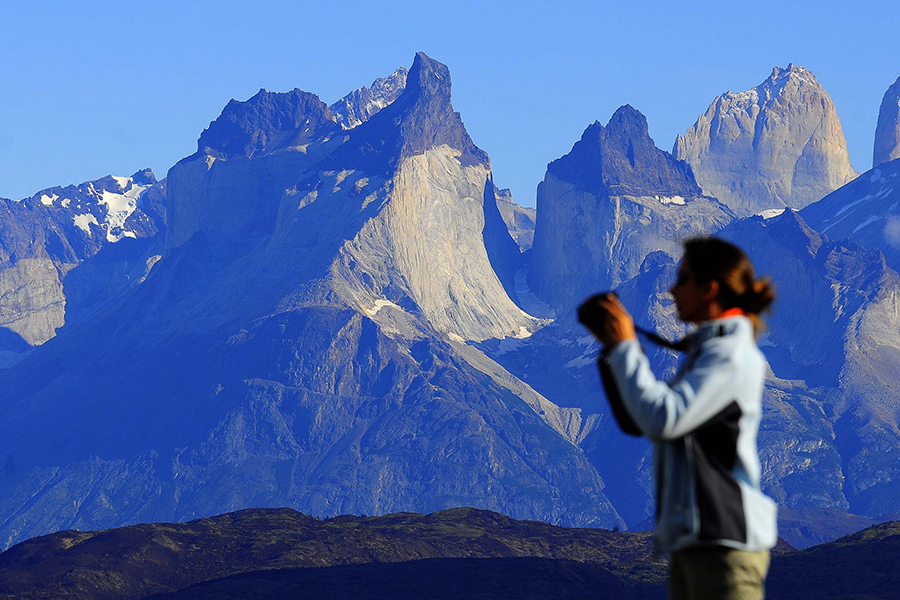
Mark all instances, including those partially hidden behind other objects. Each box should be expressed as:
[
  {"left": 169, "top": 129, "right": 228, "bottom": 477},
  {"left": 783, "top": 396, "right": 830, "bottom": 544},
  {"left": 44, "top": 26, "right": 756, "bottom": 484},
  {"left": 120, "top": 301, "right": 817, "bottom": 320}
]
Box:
[{"left": 670, "top": 259, "right": 715, "bottom": 323}]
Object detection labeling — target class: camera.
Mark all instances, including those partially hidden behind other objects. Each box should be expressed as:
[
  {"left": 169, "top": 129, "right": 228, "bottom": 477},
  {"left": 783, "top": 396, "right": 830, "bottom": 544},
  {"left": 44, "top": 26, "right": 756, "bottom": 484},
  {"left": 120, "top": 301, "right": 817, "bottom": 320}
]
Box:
[{"left": 577, "top": 292, "right": 617, "bottom": 334}]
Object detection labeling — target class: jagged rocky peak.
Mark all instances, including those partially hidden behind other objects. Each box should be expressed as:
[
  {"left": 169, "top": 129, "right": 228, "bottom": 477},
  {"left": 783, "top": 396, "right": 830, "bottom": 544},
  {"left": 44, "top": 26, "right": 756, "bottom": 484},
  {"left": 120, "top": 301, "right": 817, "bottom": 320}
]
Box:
[
  {"left": 329, "top": 52, "right": 488, "bottom": 175},
  {"left": 324, "top": 52, "right": 531, "bottom": 341},
  {"left": 396, "top": 52, "right": 488, "bottom": 165},
  {"left": 130, "top": 168, "right": 158, "bottom": 186},
  {"left": 548, "top": 104, "right": 702, "bottom": 198},
  {"left": 528, "top": 106, "right": 731, "bottom": 313},
  {"left": 197, "top": 88, "right": 340, "bottom": 159},
  {"left": 674, "top": 64, "right": 857, "bottom": 217},
  {"left": 165, "top": 51, "right": 531, "bottom": 342},
  {"left": 0, "top": 52, "right": 618, "bottom": 544},
  {"left": 874, "top": 76, "right": 900, "bottom": 167},
  {"left": 330, "top": 67, "right": 408, "bottom": 129}
]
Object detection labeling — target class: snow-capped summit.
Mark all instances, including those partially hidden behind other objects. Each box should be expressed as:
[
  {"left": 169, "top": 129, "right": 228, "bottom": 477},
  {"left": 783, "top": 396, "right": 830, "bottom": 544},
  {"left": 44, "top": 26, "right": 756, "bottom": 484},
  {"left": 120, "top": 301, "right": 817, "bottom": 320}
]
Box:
[
  {"left": 17, "top": 169, "right": 159, "bottom": 243},
  {"left": 674, "top": 64, "right": 858, "bottom": 217},
  {"left": 330, "top": 67, "right": 408, "bottom": 130}
]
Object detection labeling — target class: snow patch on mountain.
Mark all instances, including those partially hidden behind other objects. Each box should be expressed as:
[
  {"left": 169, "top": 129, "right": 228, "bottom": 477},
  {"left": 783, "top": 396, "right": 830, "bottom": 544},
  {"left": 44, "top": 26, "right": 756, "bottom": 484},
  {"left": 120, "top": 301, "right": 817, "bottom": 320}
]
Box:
[
  {"left": 760, "top": 208, "right": 786, "bottom": 219},
  {"left": 73, "top": 213, "right": 99, "bottom": 233},
  {"left": 365, "top": 299, "right": 402, "bottom": 316},
  {"left": 564, "top": 350, "right": 596, "bottom": 369},
  {"left": 853, "top": 215, "right": 881, "bottom": 234},
  {"left": 98, "top": 181, "right": 147, "bottom": 242},
  {"left": 112, "top": 175, "right": 132, "bottom": 190}
]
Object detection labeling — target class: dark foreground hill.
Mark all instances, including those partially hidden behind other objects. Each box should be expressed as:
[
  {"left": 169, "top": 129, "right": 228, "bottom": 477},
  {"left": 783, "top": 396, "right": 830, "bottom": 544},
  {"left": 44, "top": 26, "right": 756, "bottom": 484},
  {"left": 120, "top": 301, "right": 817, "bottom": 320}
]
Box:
[
  {"left": 0, "top": 508, "right": 665, "bottom": 600},
  {"left": 145, "top": 557, "right": 661, "bottom": 600},
  {"left": 767, "top": 520, "right": 900, "bottom": 600},
  {"left": 3, "top": 507, "right": 895, "bottom": 600}
]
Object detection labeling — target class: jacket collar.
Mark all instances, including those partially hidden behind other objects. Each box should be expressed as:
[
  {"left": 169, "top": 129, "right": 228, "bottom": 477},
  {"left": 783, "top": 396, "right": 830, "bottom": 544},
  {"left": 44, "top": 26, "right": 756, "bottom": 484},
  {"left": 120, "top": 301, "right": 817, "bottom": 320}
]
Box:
[{"left": 687, "top": 314, "right": 753, "bottom": 350}]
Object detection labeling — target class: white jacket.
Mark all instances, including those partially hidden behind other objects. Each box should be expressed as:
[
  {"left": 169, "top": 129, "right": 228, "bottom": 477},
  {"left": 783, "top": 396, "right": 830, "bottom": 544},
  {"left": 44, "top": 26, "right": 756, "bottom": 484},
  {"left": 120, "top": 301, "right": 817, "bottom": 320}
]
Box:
[{"left": 600, "top": 315, "right": 778, "bottom": 553}]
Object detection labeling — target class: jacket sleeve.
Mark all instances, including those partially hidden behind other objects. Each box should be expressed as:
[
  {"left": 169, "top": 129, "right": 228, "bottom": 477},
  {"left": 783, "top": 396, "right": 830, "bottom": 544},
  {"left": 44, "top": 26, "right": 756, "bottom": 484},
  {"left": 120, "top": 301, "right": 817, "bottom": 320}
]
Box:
[
  {"left": 602, "top": 337, "right": 739, "bottom": 441},
  {"left": 597, "top": 354, "right": 643, "bottom": 436}
]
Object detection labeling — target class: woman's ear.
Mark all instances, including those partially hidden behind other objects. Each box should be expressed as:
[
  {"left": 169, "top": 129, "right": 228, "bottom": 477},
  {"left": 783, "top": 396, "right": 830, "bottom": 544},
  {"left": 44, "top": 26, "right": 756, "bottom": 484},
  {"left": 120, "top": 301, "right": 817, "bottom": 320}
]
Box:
[{"left": 702, "top": 280, "right": 720, "bottom": 302}]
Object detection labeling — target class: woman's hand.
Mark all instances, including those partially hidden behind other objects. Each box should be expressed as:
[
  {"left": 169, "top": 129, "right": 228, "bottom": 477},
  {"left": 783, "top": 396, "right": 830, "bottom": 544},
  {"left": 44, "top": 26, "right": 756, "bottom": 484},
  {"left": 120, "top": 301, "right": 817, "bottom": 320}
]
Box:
[{"left": 578, "top": 293, "right": 637, "bottom": 349}]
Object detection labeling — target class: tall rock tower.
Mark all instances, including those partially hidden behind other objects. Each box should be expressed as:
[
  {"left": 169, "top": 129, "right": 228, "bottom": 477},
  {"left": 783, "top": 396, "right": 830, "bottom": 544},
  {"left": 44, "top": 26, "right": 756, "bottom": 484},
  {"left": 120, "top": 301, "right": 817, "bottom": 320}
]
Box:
[
  {"left": 674, "top": 65, "right": 857, "bottom": 216},
  {"left": 528, "top": 105, "right": 733, "bottom": 314},
  {"left": 874, "top": 76, "right": 900, "bottom": 168}
]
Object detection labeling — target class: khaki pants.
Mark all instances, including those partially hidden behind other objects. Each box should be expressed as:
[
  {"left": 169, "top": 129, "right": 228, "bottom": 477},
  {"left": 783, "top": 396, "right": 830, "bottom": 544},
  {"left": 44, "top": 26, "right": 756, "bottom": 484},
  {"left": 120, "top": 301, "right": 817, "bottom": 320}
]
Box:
[{"left": 668, "top": 546, "right": 770, "bottom": 600}]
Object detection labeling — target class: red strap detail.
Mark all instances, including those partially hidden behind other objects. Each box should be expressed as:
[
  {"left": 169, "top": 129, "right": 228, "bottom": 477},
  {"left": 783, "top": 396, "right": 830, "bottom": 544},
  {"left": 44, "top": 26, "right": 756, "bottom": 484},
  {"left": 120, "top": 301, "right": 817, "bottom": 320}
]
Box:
[{"left": 718, "top": 307, "right": 746, "bottom": 319}]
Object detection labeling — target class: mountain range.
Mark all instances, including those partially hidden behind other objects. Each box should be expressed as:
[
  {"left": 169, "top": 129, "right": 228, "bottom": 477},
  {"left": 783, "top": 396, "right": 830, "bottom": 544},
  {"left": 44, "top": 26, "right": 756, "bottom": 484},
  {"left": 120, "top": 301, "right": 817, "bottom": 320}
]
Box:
[
  {"left": 0, "top": 53, "right": 618, "bottom": 550},
  {"left": 1, "top": 54, "right": 900, "bottom": 561}
]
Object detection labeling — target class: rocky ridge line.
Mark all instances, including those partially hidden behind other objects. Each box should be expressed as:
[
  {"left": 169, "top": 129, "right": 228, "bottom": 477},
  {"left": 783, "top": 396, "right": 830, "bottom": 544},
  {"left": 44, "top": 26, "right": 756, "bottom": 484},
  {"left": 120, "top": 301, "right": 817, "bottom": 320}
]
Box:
[{"left": 330, "top": 67, "right": 409, "bottom": 130}]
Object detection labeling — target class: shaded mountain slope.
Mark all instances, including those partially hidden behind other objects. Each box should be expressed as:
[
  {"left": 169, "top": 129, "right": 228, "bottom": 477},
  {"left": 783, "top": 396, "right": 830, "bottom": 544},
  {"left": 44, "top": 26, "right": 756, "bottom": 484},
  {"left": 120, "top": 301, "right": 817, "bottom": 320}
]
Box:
[
  {"left": 801, "top": 157, "right": 900, "bottom": 276},
  {"left": 874, "top": 76, "right": 900, "bottom": 168},
  {"left": 718, "top": 210, "right": 900, "bottom": 516}
]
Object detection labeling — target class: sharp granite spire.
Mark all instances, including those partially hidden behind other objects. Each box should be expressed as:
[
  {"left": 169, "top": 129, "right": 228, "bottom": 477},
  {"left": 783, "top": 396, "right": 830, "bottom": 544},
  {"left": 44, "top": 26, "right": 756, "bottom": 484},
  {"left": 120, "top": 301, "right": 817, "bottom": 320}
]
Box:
[{"left": 874, "top": 76, "right": 900, "bottom": 168}]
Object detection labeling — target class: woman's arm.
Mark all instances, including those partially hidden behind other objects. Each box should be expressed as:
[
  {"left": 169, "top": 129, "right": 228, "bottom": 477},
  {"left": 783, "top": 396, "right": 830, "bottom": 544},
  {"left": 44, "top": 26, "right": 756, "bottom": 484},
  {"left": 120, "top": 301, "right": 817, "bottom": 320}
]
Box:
[{"left": 602, "top": 337, "right": 739, "bottom": 441}]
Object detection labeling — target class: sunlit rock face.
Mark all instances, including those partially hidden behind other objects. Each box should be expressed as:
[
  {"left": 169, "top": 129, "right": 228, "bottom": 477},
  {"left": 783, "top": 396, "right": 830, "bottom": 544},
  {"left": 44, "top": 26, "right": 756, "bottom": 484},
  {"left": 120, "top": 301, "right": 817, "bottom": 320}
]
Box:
[
  {"left": 674, "top": 65, "right": 857, "bottom": 217},
  {"left": 0, "top": 170, "right": 164, "bottom": 352},
  {"left": 494, "top": 187, "right": 535, "bottom": 251},
  {"left": 529, "top": 105, "right": 733, "bottom": 316},
  {"left": 874, "top": 76, "right": 900, "bottom": 168},
  {"left": 0, "top": 53, "right": 621, "bottom": 549}
]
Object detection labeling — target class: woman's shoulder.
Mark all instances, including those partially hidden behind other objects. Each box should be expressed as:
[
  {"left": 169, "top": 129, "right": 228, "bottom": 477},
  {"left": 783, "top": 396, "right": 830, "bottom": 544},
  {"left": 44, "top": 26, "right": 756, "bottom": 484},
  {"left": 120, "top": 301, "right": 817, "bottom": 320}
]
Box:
[{"left": 691, "top": 316, "right": 762, "bottom": 362}]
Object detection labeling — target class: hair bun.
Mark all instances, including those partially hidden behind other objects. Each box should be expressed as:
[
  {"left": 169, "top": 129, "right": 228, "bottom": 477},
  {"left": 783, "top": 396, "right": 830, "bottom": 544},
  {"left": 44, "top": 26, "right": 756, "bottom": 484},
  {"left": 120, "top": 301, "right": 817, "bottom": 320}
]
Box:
[{"left": 742, "top": 278, "right": 775, "bottom": 314}]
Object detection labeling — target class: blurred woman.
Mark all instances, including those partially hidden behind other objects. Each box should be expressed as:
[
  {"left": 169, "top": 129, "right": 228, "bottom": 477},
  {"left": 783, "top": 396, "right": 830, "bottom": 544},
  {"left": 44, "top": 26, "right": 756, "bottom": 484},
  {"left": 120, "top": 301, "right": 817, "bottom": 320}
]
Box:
[{"left": 580, "top": 237, "right": 777, "bottom": 600}]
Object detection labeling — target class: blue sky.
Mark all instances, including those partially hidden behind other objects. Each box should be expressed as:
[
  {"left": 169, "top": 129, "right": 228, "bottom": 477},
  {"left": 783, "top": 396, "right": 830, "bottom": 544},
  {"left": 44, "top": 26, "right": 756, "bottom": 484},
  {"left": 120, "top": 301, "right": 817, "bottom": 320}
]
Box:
[{"left": 1, "top": 0, "right": 896, "bottom": 206}]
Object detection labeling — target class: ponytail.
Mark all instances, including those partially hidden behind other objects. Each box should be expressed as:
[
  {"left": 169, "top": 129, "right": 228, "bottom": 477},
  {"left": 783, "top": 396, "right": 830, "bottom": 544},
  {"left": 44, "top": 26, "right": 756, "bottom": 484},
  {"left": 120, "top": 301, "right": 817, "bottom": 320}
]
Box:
[{"left": 683, "top": 238, "right": 775, "bottom": 335}]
